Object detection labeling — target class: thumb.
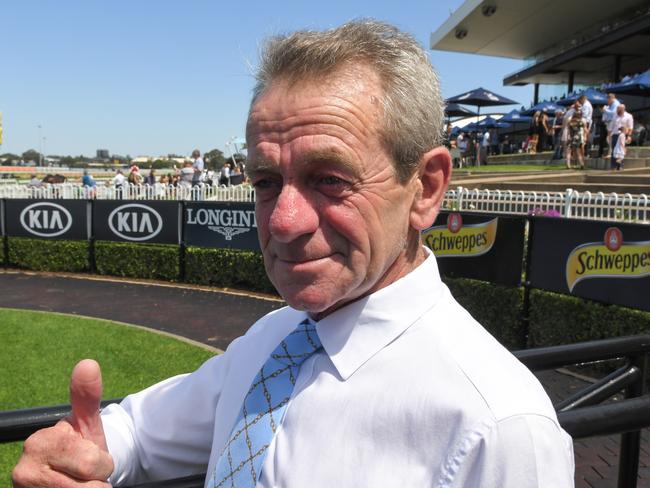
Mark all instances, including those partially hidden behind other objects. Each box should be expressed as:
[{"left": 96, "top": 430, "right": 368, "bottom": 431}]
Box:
[{"left": 69, "top": 359, "right": 108, "bottom": 451}]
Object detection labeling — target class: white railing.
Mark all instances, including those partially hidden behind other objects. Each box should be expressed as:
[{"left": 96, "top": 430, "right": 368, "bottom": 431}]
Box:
[
  {"left": 0, "top": 183, "right": 255, "bottom": 202},
  {"left": 0, "top": 183, "right": 648, "bottom": 223},
  {"left": 444, "top": 187, "right": 650, "bottom": 223}
]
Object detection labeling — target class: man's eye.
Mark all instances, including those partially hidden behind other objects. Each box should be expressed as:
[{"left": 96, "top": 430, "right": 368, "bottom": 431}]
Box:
[
  {"left": 318, "top": 175, "right": 345, "bottom": 185},
  {"left": 252, "top": 178, "right": 277, "bottom": 190}
]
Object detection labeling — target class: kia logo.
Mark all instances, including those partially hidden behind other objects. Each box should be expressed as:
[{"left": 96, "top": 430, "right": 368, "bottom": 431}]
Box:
[
  {"left": 108, "top": 203, "right": 163, "bottom": 241},
  {"left": 19, "top": 202, "right": 73, "bottom": 237}
]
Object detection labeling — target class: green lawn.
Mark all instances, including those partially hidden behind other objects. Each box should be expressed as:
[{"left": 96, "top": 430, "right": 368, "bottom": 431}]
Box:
[
  {"left": 0, "top": 308, "right": 216, "bottom": 484},
  {"left": 456, "top": 164, "right": 568, "bottom": 172}
]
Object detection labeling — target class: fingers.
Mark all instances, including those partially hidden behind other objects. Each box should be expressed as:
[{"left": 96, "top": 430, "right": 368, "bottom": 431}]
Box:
[
  {"left": 69, "top": 359, "right": 108, "bottom": 451},
  {"left": 12, "top": 421, "right": 113, "bottom": 487}
]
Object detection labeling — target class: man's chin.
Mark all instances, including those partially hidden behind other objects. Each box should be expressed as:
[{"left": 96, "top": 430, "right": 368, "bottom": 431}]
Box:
[{"left": 277, "top": 285, "right": 344, "bottom": 317}]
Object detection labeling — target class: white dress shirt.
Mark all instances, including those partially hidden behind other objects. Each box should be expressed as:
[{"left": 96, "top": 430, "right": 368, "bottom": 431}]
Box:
[
  {"left": 102, "top": 251, "right": 574, "bottom": 487},
  {"left": 581, "top": 100, "right": 593, "bottom": 127},
  {"left": 603, "top": 99, "right": 621, "bottom": 130}
]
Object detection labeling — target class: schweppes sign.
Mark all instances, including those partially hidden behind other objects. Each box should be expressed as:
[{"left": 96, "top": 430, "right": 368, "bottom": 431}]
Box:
[
  {"left": 566, "top": 227, "right": 650, "bottom": 292},
  {"left": 422, "top": 213, "right": 498, "bottom": 257}
]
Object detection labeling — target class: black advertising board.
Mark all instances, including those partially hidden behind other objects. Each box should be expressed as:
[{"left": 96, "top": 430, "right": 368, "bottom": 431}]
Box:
[
  {"left": 421, "top": 211, "right": 526, "bottom": 286},
  {"left": 93, "top": 201, "right": 180, "bottom": 244},
  {"left": 4, "top": 199, "right": 88, "bottom": 240},
  {"left": 529, "top": 217, "right": 650, "bottom": 311},
  {"left": 184, "top": 202, "right": 260, "bottom": 251}
]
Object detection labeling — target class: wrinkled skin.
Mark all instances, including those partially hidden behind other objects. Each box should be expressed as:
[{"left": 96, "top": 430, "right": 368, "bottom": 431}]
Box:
[{"left": 247, "top": 66, "right": 451, "bottom": 318}]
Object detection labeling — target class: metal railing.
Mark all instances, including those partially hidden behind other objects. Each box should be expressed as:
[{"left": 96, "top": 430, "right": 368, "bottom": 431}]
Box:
[
  {"left": 2, "top": 335, "right": 650, "bottom": 487},
  {"left": 0, "top": 183, "right": 648, "bottom": 222},
  {"left": 447, "top": 187, "right": 650, "bottom": 223},
  {"left": 0, "top": 183, "right": 255, "bottom": 202}
]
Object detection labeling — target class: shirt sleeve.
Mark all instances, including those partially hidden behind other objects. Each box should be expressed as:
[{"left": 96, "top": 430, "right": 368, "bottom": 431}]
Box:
[
  {"left": 102, "top": 354, "right": 227, "bottom": 486},
  {"left": 440, "top": 414, "right": 575, "bottom": 488}
]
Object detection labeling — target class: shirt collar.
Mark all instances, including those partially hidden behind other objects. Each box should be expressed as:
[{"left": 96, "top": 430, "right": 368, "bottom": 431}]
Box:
[{"left": 309, "top": 249, "right": 443, "bottom": 381}]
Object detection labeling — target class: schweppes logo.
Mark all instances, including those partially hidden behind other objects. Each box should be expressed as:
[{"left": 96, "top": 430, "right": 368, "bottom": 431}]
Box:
[
  {"left": 422, "top": 213, "right": 498, "bottom": 257},
  {"left": 566, "top": 227, "right": 650, "bottom": 292}
]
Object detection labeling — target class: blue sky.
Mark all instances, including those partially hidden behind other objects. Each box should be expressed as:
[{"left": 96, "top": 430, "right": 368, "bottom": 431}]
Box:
[{"left": 2, "top": 0, "right": 532, "bottom": 158}]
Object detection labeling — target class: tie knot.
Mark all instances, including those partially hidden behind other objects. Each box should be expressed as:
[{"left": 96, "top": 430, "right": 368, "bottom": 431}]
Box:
[{"left": 271, "top": 320, "right": 322, "bottom": 367}]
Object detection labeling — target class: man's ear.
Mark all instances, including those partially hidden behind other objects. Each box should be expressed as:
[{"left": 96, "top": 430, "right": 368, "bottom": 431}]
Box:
[{"left": 409, "top": 146, "right": 452, "bottom": 231}]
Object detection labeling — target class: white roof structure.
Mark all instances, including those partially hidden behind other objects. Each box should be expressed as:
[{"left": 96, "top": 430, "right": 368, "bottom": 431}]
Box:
[{"left": 431, "top": 0, "right": 650, "bottom": 86}]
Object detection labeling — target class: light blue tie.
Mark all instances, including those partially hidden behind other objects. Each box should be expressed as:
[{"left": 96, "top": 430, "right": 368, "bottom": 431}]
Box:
[{"left": 209, "top": 319, "right": 322, "bottom": 488}]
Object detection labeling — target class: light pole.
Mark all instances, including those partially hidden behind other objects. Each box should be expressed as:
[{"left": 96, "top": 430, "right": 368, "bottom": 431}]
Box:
[
  {"left": 37, "top": 125, "right": 43, "bottom": 166},
  {"left": 42, "top": 137, "right": 47, "bottom": 166}
]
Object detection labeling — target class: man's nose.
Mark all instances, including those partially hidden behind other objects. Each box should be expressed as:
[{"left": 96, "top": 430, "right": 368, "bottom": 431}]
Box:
[{"left": 268, "top": 184, "right": 319, "bottom": 243}]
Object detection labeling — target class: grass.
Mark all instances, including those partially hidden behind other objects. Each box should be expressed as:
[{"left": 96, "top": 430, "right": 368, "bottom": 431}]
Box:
[
  {"left": 0, "top": 308, "right": 217, "bottom": 484},
  {"left": 456, "top": 164, "right": 568, "bottom": 172}
]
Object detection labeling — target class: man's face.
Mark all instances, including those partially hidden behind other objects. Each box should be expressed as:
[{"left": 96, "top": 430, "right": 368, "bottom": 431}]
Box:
[
  {"left": 608, "top": 94, "right": 615, "bottom": 105},
  {"left": 617, "top": 105, "right": 625, "bottom": 116},
  {"left": 247, "top": 67, "right": 421, "bottom": 316}
]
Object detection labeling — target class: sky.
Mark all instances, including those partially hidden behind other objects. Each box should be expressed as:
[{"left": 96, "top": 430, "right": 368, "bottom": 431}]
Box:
[{"left": 2, "top": 0, "right": 533, "bottom": 158}]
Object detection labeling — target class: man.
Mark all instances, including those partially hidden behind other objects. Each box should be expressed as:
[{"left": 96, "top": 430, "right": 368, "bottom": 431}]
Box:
[
  {"left": 600, "top": 93, "right": 620, "bottom": 158},
  {"left": 610, "top": 104, "right": 634, "bottom": 171},
  {"left": 577, "top": 95, "right": 593, "bottom": 148},
  {"left": 191, "top": 149, "right": 204, "bottom": 186},
  {"left": 479, "top": 128, "right": 490, "bottom": 165},
  {"left": 13, "top": 21, "right": 574, "bottom": 488}
]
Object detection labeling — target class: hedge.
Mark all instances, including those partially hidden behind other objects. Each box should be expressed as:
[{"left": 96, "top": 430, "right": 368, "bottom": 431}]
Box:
[
  {"left": 7, "top": 237, "right": 89, "bottom": 272},
  {"left": 94, "top": 241, "right": 179, "bottom": 282},
  {"left": 444, "top": 277, "right": 524, "bottom": 349},
  {"left": 185, "top": 247, "right": 276, "bottom": 294},
  {"left": 528, "top": 289, "right": 650, "bottom": 348},
  {"left": 5, "top": 238, "right": 650, "bottom": 350}
]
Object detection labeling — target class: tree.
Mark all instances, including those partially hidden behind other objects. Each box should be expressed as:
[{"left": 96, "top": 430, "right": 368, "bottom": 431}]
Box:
[
  {"left": 22, "top": 149, "right": 42, "bottom": 164},
  {"left": 204, "top": 148, "right": 226, "bottom": 170}
]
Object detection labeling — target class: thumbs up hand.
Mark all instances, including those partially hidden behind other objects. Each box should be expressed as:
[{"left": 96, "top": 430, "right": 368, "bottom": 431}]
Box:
[{"left": 12, "top": 359, "right": 114, "bottom": 487}]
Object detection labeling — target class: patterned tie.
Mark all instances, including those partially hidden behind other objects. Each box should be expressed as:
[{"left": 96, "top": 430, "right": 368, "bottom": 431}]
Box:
[{"left": 209, "top": 319, "right": 322, "bottom": 488}]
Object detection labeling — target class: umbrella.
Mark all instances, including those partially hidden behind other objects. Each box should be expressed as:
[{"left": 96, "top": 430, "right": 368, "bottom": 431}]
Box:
[
  {"left": 461, "top": 121, "right": 479, "bottom": 132},
  {"left": 521, "top": 101, "right": 564, "bottom": 116},
  {"left": 558, "top": 87, "right": 608, "bottom": 106},
  {"left": 606, "top": 70, "right": 650, "bottom": 97},
  {"left": 446, "top": 87, "right": 519, "bottom": 121},
  {"left": 476, "top": 116, "right": 510, "bottom": 129},
  {"left": 445, "top": 102, "right": 477, "bottom": 118},
  {"left": 500, "top": 109, "right": 533, "bottom": 124}
]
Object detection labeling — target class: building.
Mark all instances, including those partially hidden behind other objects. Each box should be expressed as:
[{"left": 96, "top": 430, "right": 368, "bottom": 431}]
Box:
[{"left": 430, "top": 0, "right": 650, "bottom": 103}]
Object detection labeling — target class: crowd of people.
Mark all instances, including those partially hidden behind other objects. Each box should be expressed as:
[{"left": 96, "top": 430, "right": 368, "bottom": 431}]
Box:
[
  {"left": 447, "top": 92, "right": 636, "bottom": 171},
  {"left": 74, "top": 150, "right": 249, "bottom": 195}
]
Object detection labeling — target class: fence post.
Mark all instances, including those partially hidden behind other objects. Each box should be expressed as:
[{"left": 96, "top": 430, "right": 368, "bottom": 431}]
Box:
[
  {"left": 563, "top": 188, "right": 574, "bottom": 218},
  {"left": 456, "top": 186, "right": 464, "bottom": 211}
]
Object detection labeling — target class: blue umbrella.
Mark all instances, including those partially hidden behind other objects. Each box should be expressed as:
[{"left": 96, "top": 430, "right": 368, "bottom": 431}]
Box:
[
  {"left": 445, "top": 102, "right": 477, "bottom": 118},
  {"left": 606, "top": 70, "right": 650, "bottom": 97},
  {"left": 446, "top": 87, "right": 519, "bottom": 122},
  {"left": 476, "top": 116, "right": 510, "bottom": 129},
  {"left": 461, "top": 121, "right": 479, "bottom": 132},
  {"left": 500, "top": 109, "right": 533, "bottom": 124},
  {"left": 558, "top": 87, "right": 608, "bottom": 106},
  {"left": 521, "top": 101, "right": 564, "bottom": 116}
]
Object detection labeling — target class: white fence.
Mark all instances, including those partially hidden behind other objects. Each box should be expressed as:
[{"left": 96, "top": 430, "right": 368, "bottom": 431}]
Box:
[
  {"left": 0, "top": 183, "right": 255, "bottom": 202},
  {"left": 1, "top": 183, "right": 648, "bottom": 223},
  {"left": 443, "top": 187, "right": 650, "bottom": 223}
]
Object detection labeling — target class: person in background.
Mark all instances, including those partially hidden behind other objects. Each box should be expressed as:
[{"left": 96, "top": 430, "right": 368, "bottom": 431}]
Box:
[
  {"left": 191, "top": 149, "right": 204, "bottom": 186},
  {"left": 456, "top": 131, "right": 467, "bottom": 168},
  {"left": 218, "top": 162, "right": 231, "bottom": 186},
  {"left": 176, "top": 160, "right": 194, "bottom": 189},
  {"left": 479, "top": 128, "right": 489, "bottom": 165},
  {"left": 610, "top": 104, "right": 634, "bottom": 171},
  {"left": 578, "top": 95, "right": 593, "bottom": 158},
  {"left": 561, "top": 101, "right": 580, "bottom": 162},
  {"left": 601, "top": 93, "right": 621, "bottom": 158},
  {"left": 551, "top": 109, "right": 565, "bottom": 160},
  {"left": 27, "top": 173, "right": 42, "bottom": 188},
  {"left": 127, "top": 165, "right": 142, "bottom": 185},
  {"left": 144, "top": 169, "right": 156, "bottom": 186},
  {"left": 567, "top": 108, "right": 586, "bottom": 170},
  {"left": 81, "top": 169, "right": 96, "bottom": 188},
  {"left": 112, "top": 169, "right": 125, "bottom": 199},
  {"left": 528, "top": 111, "right": 542, "bottom": 153}
]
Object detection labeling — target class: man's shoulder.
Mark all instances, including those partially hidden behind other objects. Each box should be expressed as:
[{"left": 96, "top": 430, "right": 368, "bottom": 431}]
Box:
[{"left": 409, "top": 293, "right": 557, "bottom": 423}]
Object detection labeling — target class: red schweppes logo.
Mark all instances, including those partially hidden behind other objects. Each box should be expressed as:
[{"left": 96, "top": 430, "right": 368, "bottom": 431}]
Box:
[
  {"left": 422, "top": 213, "right": 497, "bottom": 257},
  {"left": 566, "top": 227, "right": 650, "bottom": 292}
]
